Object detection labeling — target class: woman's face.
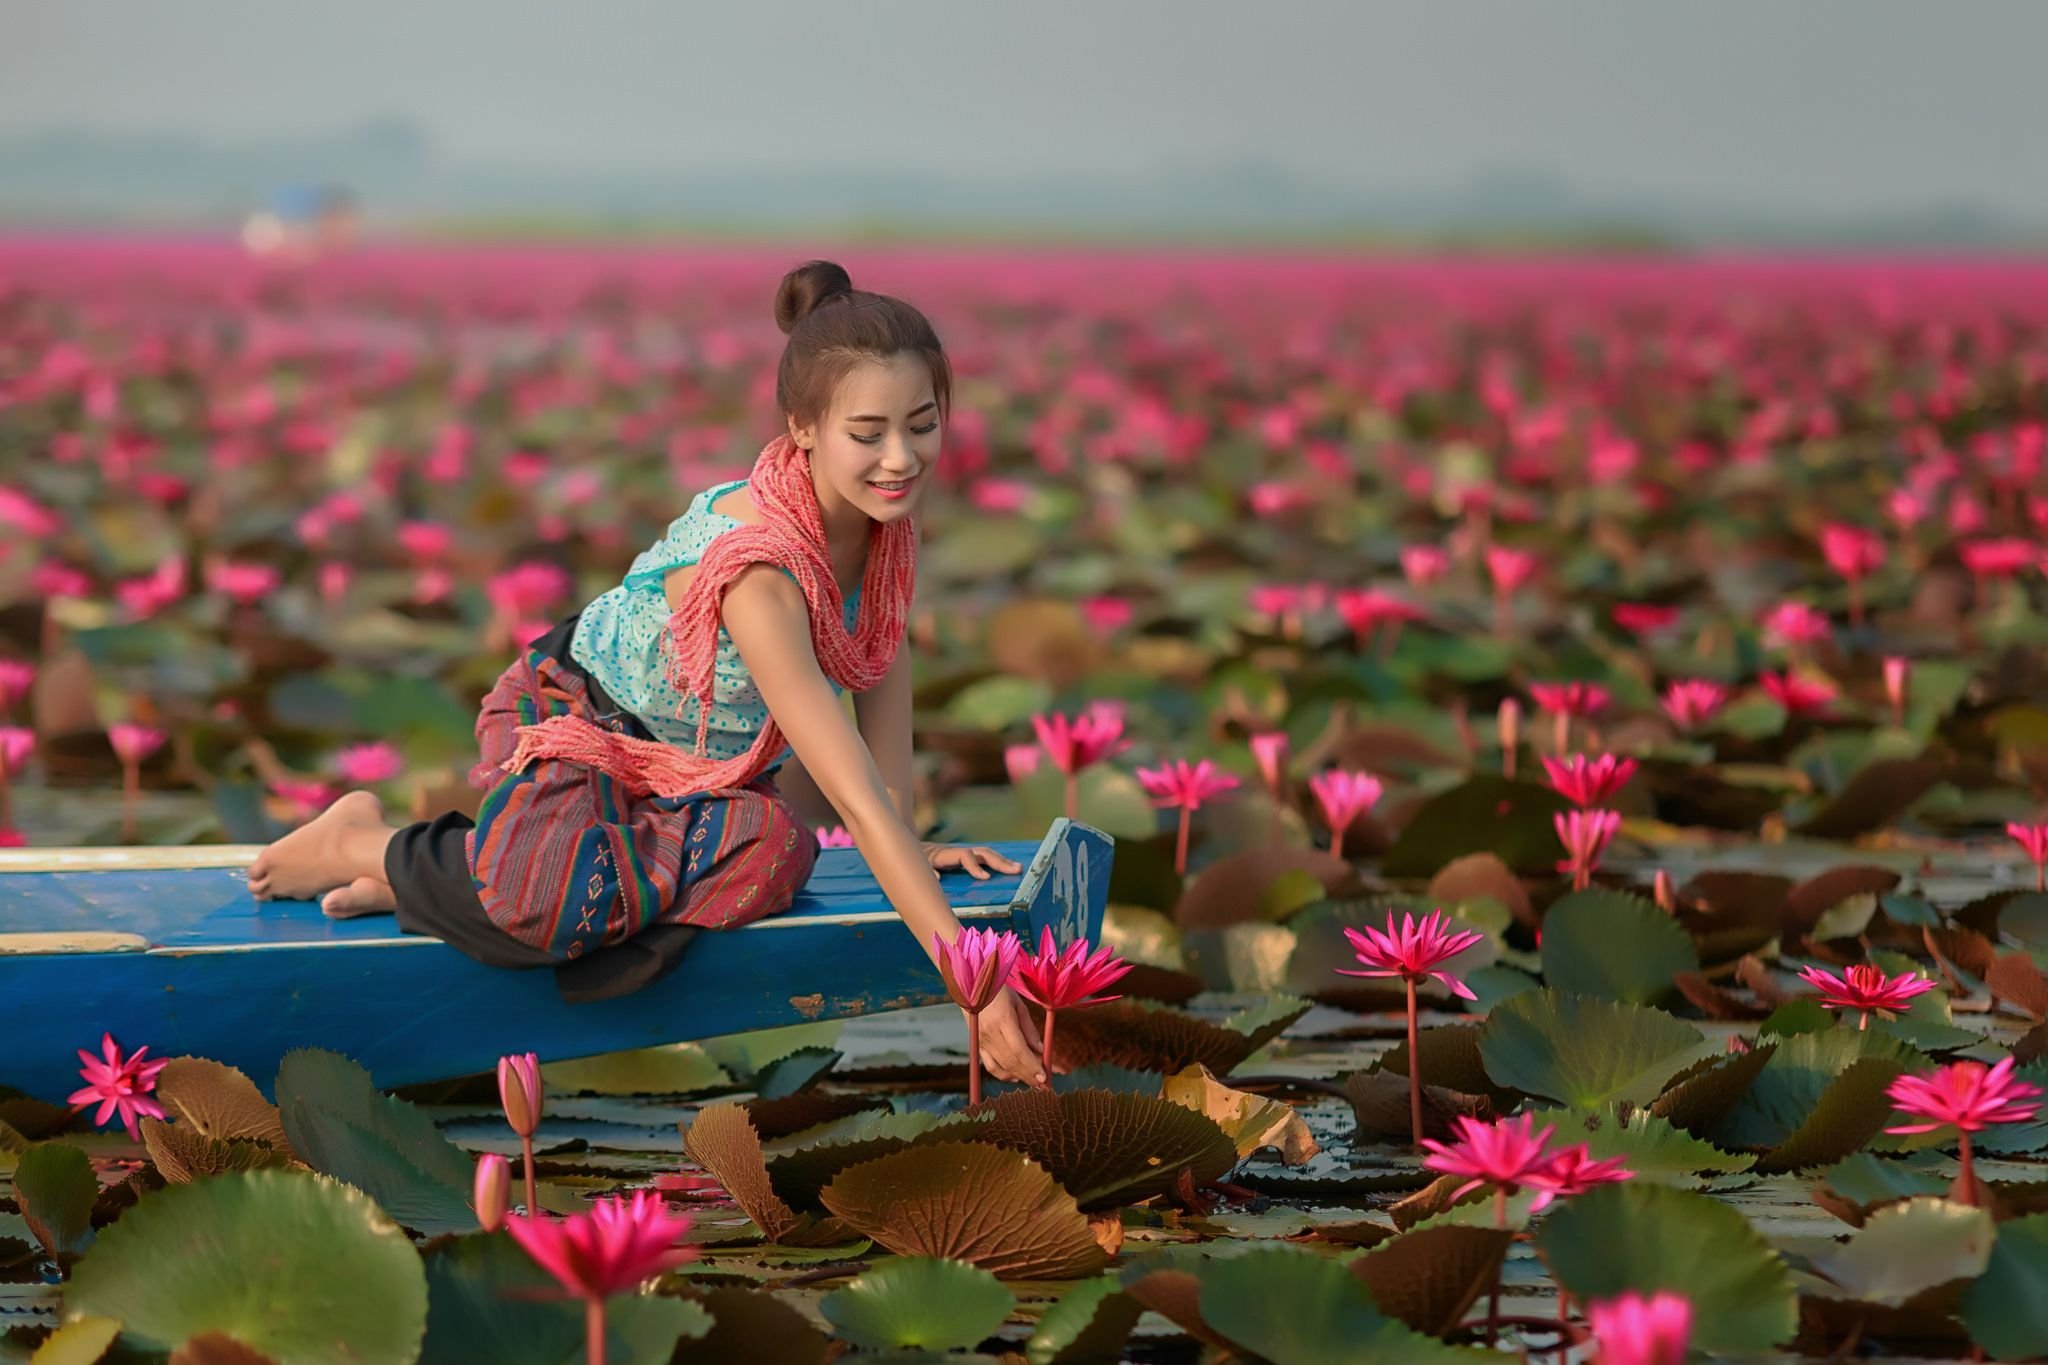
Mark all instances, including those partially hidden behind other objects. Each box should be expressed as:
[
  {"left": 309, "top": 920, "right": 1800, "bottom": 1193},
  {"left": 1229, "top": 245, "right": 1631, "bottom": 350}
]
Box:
[{"left": 788, "top": 353, "right": 941, "bottom": 526}]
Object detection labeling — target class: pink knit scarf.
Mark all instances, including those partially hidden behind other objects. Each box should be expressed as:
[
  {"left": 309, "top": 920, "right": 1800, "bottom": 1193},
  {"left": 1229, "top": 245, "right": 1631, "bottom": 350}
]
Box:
[{"left": 501, "top": 433, "right": 917, "bottom": 799}]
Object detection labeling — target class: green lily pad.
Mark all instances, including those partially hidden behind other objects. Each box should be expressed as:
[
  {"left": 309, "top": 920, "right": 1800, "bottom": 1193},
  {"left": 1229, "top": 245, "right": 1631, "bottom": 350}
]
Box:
[
  {"left": 751, "top": 1048, "right": 842, "bottom": 1100},
  {"left": 1380, "top": 776, "right": 1573, "bottom": 879},
  {"left": 1025, "top": 1275, "right": 1144, "bottom": 1365},
  {"left": 275, "top": 1048, "right": 478, "bottom": 1235},
  {"left": 65, "top": 1170, "right": 428, "bottom": 1364},
  {"left": 1348, "top": 1225, "right": 1514, "bottom": 1337},
  {"left": 1808, "top": 1197, "right": 1993, "bottom": 1306},
  {"left": 698, "top": 1022, "right": 844, "bottom": 1082},
  {"left": 1959, "top": 1213, "right": 2048, "bottom": 1359},
  {"left": 671, "top": 1287, "right": 830, "bottom": 1365},
  {"left": 14, "top": 1142, "right": 97, "bottom": 1258},
  {"left": 944, "top": 675, "right": 1055, "bottom": 731},
  {"left": 1533, "top": 1182, "right": 1797, "bottom": 1352},
  {"left": 541, "top": 1045, "right": 731, "bottom": 1097},
  {"left": 1539, "top": 889, "right": 1698, "bottom": 1005},
  {"left": 1753, "top": 1055, "right": 1910, "bottom": 1173},
  {"left": 1758, "top": 997, "right": 1833, "bottom": 1038},
  {"left": 1821, "top": 1151, "right": 1951, "bottom": 1206},
  {"left": 1524, "top": 1106, "right": 1755, "bottom": 1181},
  {"left": 1195, "top": 1246, "right": 1487, "bottom": 1363},
  {"left": 420, "top": 1231, "right": 711, "bottom": 1365},
  {"left": 1479, "top": 990, "right": 1720, "bottom": 1108},
  {"left": 1708, "top": 1029, "right": 1917, "bottom": 1152},
  {"left": 818, "top": 1257, "right": 1015, "bottom": 1352}
]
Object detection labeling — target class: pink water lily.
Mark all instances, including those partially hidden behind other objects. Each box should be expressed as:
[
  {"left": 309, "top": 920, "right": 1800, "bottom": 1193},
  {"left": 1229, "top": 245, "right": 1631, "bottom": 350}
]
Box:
[
  {"left": 1339, "top": 908, "right": 1485, "bottom": 1148},
  {"left": 1587, "top": 1291, "right": 1692, "bottom": 1365},
  {"left": 108, "top": 723, "right": 166, "bottom": 845},
  {"left": 505, "top": 1190, "right": 698, "bottom": 1365},
  {"left": 1422, "top": 1112, "right": 1559, "bottom": 1215},
  {"left": 0, "top": 660, "right": 34, "bottom": 714},
  {"left": 1882, "top": 655, "right": 1911, "bottom": 726},
  {"left": 1248, "top": 730, "right": 1289, "bottom": 798},
  {"left": 1399, "top": 544, "right": 1451, "bottom": 588},
  {"left": 1541, "top": 753, "right": 1637, "bottom": 808},
  {"left": 332, "top": 741, "right": 404, "bottom": 786},
  {"left": 1008, "top": 925, "right": 1132, "bottom": 1075},
  {"left": 1886, "top": 1055, "right": 2044, "bottom": 1207},
  {"left": 1307, "top": 768, "right": 1382, "bottom": 861},
  {"left": 1032, "top": 707, "right": 1131, "bottom": 820},
  {"left": 1333, "top": 587, "right": 1423, "bottom": 656},
  {"left": 1554, "top": 808, "right": 1623, "bottom": 891},
  {"left": 1797, "top": 962, "right": 1937, "bottom": 1030},
  {"left": 1529, "top": 681, "right": 1610, "bottom": 753},
  {"left": 814, "top": 824, "right": 856, "bottom": 848},
  {"left": 1819, "top": 522, "right": 1886, "bottom": 626},
  {"left": 1003, "top": 744, "right": 1042, "bottom": 787},
  {"left": 1536, "top": 1143, "right": 1635, "bottom": 1204},
  {"left": 2008, "top": 822, "right": 2048, "bottom": 892},
  {"left": 499, "top": 1051, "right": 544, "bottom": 1215},
  {"left": 933, "top": 926, "right": 1026, "bottom": 1104},
  {"left": 1659, "top": 679, "right": 1728, "bottom": 733},
  {"left": 1077, "top": 594, "right": 1133, "bottom": 636},
  {"left": 1136, "top": 757, "right": 1242, "bottom": 875},
  {"left": 204, "top": 559, "right": 282, "bottom": 605},
  {"left": 1760, "top": 600, "right": 1832, "bottom": 651},
  {"left": 1760, "top": 670, "right": 1837, "bottom": 718},
  {"left": 68, "top": 1031, "right": 169, "bottom": 1141},
  {"left": 1610, "top": 603, "right": 1681, "bottom": 636}
]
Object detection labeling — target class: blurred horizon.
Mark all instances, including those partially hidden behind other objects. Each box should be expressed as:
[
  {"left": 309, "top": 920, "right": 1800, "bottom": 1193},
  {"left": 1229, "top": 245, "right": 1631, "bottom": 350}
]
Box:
[{"left": 4, "top": 0, "right": 2047, "bottom": 249}]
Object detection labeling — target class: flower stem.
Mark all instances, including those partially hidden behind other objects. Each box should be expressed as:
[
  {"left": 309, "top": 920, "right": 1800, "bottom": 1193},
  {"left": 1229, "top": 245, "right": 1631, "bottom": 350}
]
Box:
[
  {"left": 521, "top": 1134, "right": 537, "bottom": 1216},
  {"left": 121, "top": 761, "right": 140, "bottom": 845},
  {"left": 1488, "top": 1186, "right": 1507, "bottom": 1345},
  {"left": 1064, "top": 775, "right": 1078, "bottom": 823},
  {"left": 1334, "top": 825, "right": 1347, "bottom": 864},
  {"left": 968, "top": 1010, "right": 983, "bottom": 1106},
  {"left": 1174, "top": 806, "right": 1191, "bottom": 877},
  {"left": 1960, "top": 1129, "right": 1978, "bottom": 1208},
  {"left": 1043, "top": 1009, "right": 1057, "bottom": 1079},
  {"left": 586, "top": 1296, "right": 606, "bottom": 1365},
  {"left": 1405, "top": 980, "right": 1423, "bottom": 1149}
]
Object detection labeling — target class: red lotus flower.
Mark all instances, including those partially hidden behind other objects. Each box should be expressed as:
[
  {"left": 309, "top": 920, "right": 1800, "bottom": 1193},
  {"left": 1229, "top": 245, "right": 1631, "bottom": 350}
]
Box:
[
  {"left": 68, "top": 1031, "right": 169, "bottom": 1141},
  {"left": 506, "top": 1190, "right": 697, "bottom": 1365},
  {"left": 1959, "top": 536, "right": 2036, "bottom": 581},
  {"left": 1760, "top": 670, "right": 1837, "bottom": 718},
  {"left": 1333, "top": 588, "right": 1424, "bottom": 650},
  {"left": 1819, "top": 523, "right": 1885, "bottom": 578},
  {"left": 1248, "top": 731, "right": 1289, "bottom": 796},
  {"left": 1003, "top": 744, "right": 1042, "bottom": 787},
  {"left": 1528, "top": 681, "right": 1610, "bottom": 720},
  {"left": 1760, "top": 600, "right": 1832, "bottom": 650},
  {"left": 1797, "top": 963, "right": 1937, "bottom": 1030},
  {"left": 0, "top": 660, "right": 34, "bottom": 713},
  {"left": 1421, "top": 1113, "right": 1559, "bottom": 1209},
  {"left": 1659, "top": 679, "right": 1728, "bottom": 732},
  {"left": 814, "top": 824, "right": 856, "bottom": 848},
  {"left": 1335, "top": 908, "right": 1484, "bottom": 1000},
  {"left": 1033, "top": 706, "right": 1130, "bottom": 821},
  {"left": 1554, "top": 808, "right": 1623, "bottom": 890},
  {"left": 396, "top": 520, "right": 455, "bottom": 561},
  {"left": 934, "top": 926, "right": 1027, "bottom": 1103},
  {"left": 204, "top": 559, "right": 282, "bottom": 605},
  {"left": 1882, "top": 655, "right": 1910, "bottom": 726},
  {"left": 270, "top": 778, "right": 338, "bottom": 824},
  {"left": 1536, "top": 1143, "right": 1635, "bottom": 1204},
  {"left": 1587, "top": 1291, "right": 1692, "bottom": 1365},
  {"left": 1137, "top": 757, "right": 1243, "bottom": 875},
  {"left": 0, "top": 727, "right": 32, "bottom": 779},
  {"left": 1400, "top": 544, "right": 1451, "bottom": 588},
  {"left": 1485, "top": 545, "right": 1538, "bottom": 594},
  {"left": 1887, "top": 1056, "right": 2042, "bottom": 1136},
  {"left": 1009, "top": 925, "right": 1132, "bottom": 1075},
  {"left": 332, "top": 741, "right": 404, "bottom": 786},
  {"left": 2009, "top": 822, "right": 2048, "bottom": 892},
  {"left": 1610, "top": 603, "right": 1681, "bottom": 635},
  {"left": 107, "top": 723, "right": 167, "bottom": 766},
  {"left": 1308, "top": 768, "right": 1383, "bottom": 861},
  {"left": 473, "top": 1153, "right": 510, "bottom": 1233},
  {"left": 1541, "top": 753, "right": 1637, "bottom": 808},
  {"left": 1078, "top": 595, "right": 1133, "bottom": 636}
]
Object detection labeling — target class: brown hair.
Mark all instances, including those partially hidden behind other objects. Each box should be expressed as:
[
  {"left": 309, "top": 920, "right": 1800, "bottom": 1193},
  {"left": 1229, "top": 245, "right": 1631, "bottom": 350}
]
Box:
[{"left": 773, "top": 260, "right": 952, "bottom": 432}]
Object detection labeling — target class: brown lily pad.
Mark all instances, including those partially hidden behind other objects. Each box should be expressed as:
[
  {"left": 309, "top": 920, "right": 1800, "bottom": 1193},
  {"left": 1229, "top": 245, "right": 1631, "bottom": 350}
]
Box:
[
  {"left": 673, "top": 1287, "right": 831, "bottom": 1365},
  {"left": 1953, "top": 890, "right": 2025, "bottom": 937},
  {"left": 1122, "top": 1269, "right": 1237, "bottom": 1350},
  {"left": 1162, "top": 1063, "right": 1319, "bottom": 1165},
  {"left": 2013, "top": 1023, "right": 2048, "bottom": 1066},
  {"left": 154, "top": 1058, "right": 292, "bottom": 1152},
  {"left": 1681, "top": 871, "right": 1794, "bottom": 930},
  {"left": 1346, "top": 1069, "right": 1494, "bottom": 1143},
  {"left": 1673, "top": 971, "right": 1771, "bottom": 1021},
  {"left": 1793, "top": 758, "right": 1946, "bottom": 840},
  {"left": 1350, "top": 1225, "right": 1515, "bottom": 1336},
  {"left": 1388, "top": 1173, "right": 1490, "bottom": 1231},
  {"left": 1116, "top": 962, "right": 1206, "bottom": 1005},
  {"left": 1734, "top": 956, "right": 1797, "bottom": 1006},
  {"left": 1782, "top": 866, "right": 1902, "bottom": 940},
  {"left": 1647, "top": 1043, "right": 1778, "bottom": 1136},
  {"left": 965, "top": 1088, "right": 1241, "bottom": 1208},
  {"left": 139, "top": 1118, "right": 295, "bottom": 1185},
  {"left": 1040, "top": 999, "right": 1307, "bottom": 1074},
  {"left": 1299, "top": 1219, "right": 1399, "bottom": 1249},
  {"left": 743, "top": 1091, "right": 889, "bottom": 1140},
  {"left": 1375, "top": 1023, "right": 1523, "bottom": 1111},
  {"left": 1427, "top": 852, "right": 1534, "bottom": 929},
  {"left": 1987, "top": 954, "right": 2048, "bottom": 1021},
  {"left": 819, "top": 1141, "right": 1110, "bottom": 1279},
  {"left": 681, "top": 1103, "right": 857, "bottom": 1247},
  {"left": 1174, "top": 846, "right": 1362, "bottom": 929}
]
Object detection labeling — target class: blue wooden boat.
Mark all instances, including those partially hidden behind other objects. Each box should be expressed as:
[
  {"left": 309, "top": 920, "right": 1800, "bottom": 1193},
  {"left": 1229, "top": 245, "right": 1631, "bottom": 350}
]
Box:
[{"left": 0, "top": 819, "right": 1112, "bottom": 1103}]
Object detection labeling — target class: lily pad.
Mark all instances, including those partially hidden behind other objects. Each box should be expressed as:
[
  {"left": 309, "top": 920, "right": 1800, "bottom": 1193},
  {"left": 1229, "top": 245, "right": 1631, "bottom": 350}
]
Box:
[
  {"left": 1806, "top": 1196, "right": 1994, "bottom": 1306},
  {"left": 965, "top": 1088, "right": 1239, "bottom": 1208},
  {"left": 14, "top": 1142, "right": 97, "bottom": 1258},
  {"left": 672, "top": 1287, "right": 830, "bottom": 1365},
  {"left": 1380, "top": 775, "right": 1573, "bottom": 879},
  {"left": 819, "top": 1142, "right": 1110, "bottom": 1280},
  {"left": 750, "top": 1048, "right": 842, "bottom": 1101},
  {"left": 274, "top": 1048, "right": 477, "bottom": 1235},
  {"left": 1348, "top": 1225, "right": 1514, "bottom": 1336},
  {"left": 541, "top": 1045, "right": 731, "bottom": 1097},
  {"left": 1284, "top": 898, "right": 1495, "bottom": 1005},
  {"left": 65, "top": 1170, "right": 428, "bottom": 1364},
  {"left": 1025, "top": 1275, "right": 1145, "bottom": 1365},
  {"left": 681, "top": 1103, "right": 855, "bottom": 1247},
  {"left": 140, "top": 1118, "right": 295, "bottom": 1185},
  {"left": 1524, "top": 1106, "right": 1755, "bottom": 1181},
  {"left": 153, "top": 1059, "right": 290, "bottom": 1150},
  {"left": 1195, "top": 1245, "right": 1485, "bottom": 1363},
  {"left": 1533, "top": 1181, "right": 1797, "bottom": 1352},
  {"left": 1478, "top": 990, "right": 1720, "bottom": 1108},
  {"left": 1708, "top": 1029, "right": 1917, "bottom": 1152},
  {"left": 1162, "top": 1064, "right": 1319, "bottom": 1164},
  {"left": 1753, "top": 1055, "right": 1911, "bottom": 1173},
  {"left": 1041, "top": 998, "right": 1307, "bottom": 1075},
  {"left": 819, "top": 1257, "right": 1015, "bottom": 1353},
  {"left": 1539, "top": 889, "right": 1698, "bottom": 1005},
  {"left": 1958, "top": 1213, "right": 2048, "bottom": 1359}
]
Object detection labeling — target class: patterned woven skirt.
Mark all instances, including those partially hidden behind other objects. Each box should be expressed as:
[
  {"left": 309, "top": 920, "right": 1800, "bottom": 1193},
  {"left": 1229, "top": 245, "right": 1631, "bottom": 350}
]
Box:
[{"left": 383, "top": 617, "right": 818, "bottom": 971}]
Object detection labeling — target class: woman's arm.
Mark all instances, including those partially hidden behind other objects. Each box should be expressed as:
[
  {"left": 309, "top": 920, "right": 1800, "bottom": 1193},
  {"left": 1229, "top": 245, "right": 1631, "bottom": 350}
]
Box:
[
  {"left": 852, "top": 640, "right": 917, "bottom": 829},
  {"left": 720, "top": 564, "right": 1047, "bottom": 1085}
]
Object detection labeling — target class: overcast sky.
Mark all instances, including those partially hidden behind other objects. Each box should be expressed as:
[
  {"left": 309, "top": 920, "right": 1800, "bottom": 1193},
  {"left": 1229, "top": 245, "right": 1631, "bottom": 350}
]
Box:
[{"left": 5, "top": 0, "right": 2046, "bottom": 220}]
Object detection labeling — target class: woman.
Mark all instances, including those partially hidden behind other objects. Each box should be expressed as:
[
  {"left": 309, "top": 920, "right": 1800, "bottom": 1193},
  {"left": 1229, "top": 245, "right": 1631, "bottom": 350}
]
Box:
[{"left": 246, "top": 259, "right": 1049, "bottom": 1088}]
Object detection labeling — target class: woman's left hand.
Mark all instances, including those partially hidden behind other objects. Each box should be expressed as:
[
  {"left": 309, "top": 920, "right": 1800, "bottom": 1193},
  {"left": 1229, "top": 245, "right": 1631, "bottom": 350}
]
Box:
[{"left": 921, "top": 842, "right": 1023, "bottom": 880}]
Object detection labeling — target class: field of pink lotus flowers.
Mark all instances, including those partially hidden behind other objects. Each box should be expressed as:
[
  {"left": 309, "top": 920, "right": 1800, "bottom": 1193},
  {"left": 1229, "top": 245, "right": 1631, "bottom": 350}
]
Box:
[{"left": 4, "top": 236, "right": 2048, "bottom": 1361}]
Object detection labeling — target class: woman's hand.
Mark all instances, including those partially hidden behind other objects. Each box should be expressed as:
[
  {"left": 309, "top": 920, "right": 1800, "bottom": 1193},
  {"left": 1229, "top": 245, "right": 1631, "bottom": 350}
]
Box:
[
  {"left": 974, "top": 985, "right": 1049, "bottom": 1088},
  {"left": 922, "top": 842, "right": 1024, "bottom": 881}
]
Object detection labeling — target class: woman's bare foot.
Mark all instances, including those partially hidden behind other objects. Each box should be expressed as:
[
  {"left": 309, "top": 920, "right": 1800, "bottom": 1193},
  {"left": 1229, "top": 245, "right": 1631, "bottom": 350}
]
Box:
[
  {"left": 321, "top": 875, "right": 399, "bottom": 919},
  {"left": 247, "top": 790, "right": 396, "bottom": 902}
]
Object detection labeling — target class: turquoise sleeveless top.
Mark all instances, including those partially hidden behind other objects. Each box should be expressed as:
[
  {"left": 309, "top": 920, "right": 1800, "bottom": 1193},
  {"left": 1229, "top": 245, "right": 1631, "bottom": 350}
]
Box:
[{"left": 569, "top": 478, "right": 862, "bottom": 773}]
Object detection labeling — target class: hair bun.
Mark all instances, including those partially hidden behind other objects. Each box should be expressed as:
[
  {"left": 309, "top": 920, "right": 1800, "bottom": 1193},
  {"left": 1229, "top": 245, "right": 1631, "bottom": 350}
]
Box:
[{"left": 774, "top": 260, "right": 855, "bottom": 335}]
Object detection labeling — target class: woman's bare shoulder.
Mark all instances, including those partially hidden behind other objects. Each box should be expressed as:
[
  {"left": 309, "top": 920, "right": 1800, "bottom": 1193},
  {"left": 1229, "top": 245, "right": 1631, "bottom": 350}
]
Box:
[{"left": 708, "top": 482, "right": 764, "bottom": 526}]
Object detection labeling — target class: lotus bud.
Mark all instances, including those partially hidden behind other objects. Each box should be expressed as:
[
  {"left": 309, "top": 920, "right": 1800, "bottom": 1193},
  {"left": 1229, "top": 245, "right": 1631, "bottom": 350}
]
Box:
[
  {"left": 474, "top": 1153, "right": 510, "bottom": 1232},
  {"left": 1653, "top": 869, "right": 1676, "bottom": 912},
  {"left": 497, "top": 1051, "right": 543, "bottom": 1138},
  {"left": 1883, "top": 655, "right": 1909, "bottom": 727},
  {"left": 1497, "top": 699, "right": 1520, "bottom": 779}
]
